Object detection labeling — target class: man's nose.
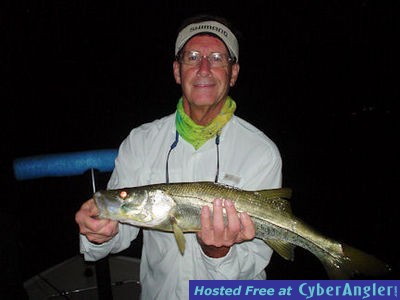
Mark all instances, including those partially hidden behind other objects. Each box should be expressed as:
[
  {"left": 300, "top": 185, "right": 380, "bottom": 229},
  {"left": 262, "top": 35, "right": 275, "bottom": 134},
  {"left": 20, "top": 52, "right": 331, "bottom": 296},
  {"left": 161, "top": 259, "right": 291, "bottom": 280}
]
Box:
[{"left": 197, "top": 56, "right": 212, "bottom": 74}]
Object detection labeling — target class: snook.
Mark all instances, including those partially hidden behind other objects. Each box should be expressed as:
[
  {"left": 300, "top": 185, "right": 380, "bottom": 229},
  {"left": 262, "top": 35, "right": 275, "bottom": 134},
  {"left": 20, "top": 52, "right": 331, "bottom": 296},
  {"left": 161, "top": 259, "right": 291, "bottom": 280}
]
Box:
[{"left": 93, "top": 181, "right": 391, "bottom": 279}]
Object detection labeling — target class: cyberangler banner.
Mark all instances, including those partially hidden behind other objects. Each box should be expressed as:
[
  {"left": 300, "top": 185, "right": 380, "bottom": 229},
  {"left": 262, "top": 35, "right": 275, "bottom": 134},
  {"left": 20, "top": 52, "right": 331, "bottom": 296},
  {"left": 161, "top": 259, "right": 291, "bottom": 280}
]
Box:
[{"left": 190, "top": 280, "right": 399, "bottom": 300}]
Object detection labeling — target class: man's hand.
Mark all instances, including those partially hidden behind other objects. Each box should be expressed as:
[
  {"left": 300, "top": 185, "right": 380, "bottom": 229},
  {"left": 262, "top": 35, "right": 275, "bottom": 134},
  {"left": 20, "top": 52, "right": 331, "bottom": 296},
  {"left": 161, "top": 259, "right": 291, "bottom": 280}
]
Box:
[
  {"left": 75, "top": 199, "right": 119, "bottom": 244},
  {"left": 196, "top": 198, "right": 256, "bottom": 258}
]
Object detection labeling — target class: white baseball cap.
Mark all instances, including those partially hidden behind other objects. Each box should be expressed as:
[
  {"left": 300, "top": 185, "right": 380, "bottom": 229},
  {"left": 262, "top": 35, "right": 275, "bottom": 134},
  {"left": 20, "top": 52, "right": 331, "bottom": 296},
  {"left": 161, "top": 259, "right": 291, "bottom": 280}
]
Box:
[{"left": 175, "top": 20, "right": 239, "bottom": 61}]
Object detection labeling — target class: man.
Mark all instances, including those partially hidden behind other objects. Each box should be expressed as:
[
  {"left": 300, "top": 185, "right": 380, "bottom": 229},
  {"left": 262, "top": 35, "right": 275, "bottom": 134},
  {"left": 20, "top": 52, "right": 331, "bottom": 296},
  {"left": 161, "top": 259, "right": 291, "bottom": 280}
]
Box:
[{"left": 75, "top": 14, "right": 282, "bottom": 299}]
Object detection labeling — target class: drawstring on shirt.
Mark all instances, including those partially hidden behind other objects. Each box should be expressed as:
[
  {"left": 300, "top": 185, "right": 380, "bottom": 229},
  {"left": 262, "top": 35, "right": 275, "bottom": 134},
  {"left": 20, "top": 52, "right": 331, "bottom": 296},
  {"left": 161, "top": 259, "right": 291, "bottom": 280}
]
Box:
[{"left": 165, "top": 131, "right": 220, "bottom": 184}]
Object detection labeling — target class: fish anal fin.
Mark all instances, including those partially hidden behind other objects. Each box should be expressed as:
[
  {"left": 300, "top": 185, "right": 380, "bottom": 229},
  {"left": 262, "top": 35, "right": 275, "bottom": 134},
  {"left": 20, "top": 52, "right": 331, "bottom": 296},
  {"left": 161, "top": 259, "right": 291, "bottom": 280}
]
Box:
[
  {"left": 266, "top": 239, "right": 296, "bottom": 261},
  {"left": 170, "top": 216, "right": 186, "bottom": 255}
]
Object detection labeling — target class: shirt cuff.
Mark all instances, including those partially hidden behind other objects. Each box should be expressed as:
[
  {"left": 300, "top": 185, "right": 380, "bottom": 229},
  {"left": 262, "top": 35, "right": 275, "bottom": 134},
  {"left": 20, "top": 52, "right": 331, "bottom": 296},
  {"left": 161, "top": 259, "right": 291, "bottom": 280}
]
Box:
[
  {"left": 79, "top": 233, "right": 118, "bottom": 261},
  {"left": 199, "top": 244, "right": 238, "bottom": 277}
]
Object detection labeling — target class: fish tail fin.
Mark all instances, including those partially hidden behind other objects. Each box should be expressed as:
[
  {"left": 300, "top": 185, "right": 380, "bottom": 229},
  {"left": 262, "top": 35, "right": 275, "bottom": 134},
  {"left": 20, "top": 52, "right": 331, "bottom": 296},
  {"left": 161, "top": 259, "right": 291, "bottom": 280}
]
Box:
[{"left": 321, "top": 243, "right": 392, "bottom": 279}]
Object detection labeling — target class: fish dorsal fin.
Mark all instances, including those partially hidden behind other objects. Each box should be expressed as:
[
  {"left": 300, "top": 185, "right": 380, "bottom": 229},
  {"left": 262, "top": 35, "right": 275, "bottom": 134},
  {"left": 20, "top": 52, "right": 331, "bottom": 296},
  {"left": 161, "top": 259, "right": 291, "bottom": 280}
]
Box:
[
  {"left": 258, "top": 187, "right": 292, "bottom": 200},
  {"left": 265, "top": 239, "right": 296, "bottom": 261},
  {"left": 257, "top": 188, "right": 293, "bottom": 215},
  {"left": 170, "top": 215, "right": 186, "bottom": 255}
]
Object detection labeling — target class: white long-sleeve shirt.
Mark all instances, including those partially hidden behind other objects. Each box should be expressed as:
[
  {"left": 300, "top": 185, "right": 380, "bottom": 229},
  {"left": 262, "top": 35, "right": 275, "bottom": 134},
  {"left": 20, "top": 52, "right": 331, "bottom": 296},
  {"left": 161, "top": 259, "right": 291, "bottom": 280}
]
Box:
[{"left": 80, "top": 112, "right": 282, "bottom": 299}]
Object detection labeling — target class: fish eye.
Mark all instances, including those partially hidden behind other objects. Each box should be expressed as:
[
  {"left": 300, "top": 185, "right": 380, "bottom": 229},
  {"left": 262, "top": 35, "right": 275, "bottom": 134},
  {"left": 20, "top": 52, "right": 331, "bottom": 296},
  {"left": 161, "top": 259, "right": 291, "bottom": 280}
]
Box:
[
  {"left": 122, "top": 190, "right": 148, "bottom": 208},
  {"left": 119, "top": 190, "right": 128, "bottom": 199}
]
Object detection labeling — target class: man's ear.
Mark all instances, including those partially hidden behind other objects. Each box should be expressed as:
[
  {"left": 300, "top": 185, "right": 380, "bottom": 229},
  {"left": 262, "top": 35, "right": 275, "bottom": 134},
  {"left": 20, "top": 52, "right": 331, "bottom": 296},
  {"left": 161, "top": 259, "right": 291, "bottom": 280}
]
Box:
[
  {"left": 229, "top": 63, "right": 240, "bottom": 87},
  {"left": 173, "top": 61, "right": 181, "bottom": 84}
]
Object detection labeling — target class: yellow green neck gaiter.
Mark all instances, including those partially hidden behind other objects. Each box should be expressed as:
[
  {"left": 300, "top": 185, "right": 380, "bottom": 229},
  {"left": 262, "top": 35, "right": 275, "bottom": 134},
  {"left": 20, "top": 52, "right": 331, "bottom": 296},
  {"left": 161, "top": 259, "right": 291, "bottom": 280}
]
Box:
[{"left": 175, "top": 97, "right": 236, "bottom": 150}]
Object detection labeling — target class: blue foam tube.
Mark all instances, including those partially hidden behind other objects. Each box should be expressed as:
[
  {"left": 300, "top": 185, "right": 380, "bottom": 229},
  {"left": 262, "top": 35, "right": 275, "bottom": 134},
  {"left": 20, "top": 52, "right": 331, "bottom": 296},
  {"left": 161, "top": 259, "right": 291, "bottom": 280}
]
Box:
[{"left": 13, "top": 149, "right": 118, "bottom": 180}]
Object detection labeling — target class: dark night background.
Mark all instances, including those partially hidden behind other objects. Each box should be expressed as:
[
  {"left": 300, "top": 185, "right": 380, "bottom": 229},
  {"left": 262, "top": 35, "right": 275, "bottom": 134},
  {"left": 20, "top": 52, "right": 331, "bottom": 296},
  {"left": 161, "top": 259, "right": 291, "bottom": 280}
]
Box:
[{"left": 1, "top": 0, "right": 399, "bottom": 297}]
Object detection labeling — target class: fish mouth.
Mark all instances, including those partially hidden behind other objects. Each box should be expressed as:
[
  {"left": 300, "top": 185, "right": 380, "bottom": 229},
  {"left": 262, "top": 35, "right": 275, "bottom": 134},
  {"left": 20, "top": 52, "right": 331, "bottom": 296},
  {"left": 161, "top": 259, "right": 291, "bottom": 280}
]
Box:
[
  {"left": 93, "top": 191, "right": 107, "bottom": 216},
  {"left": 93, "top": 191, "right": 122, "bottom": 218}
]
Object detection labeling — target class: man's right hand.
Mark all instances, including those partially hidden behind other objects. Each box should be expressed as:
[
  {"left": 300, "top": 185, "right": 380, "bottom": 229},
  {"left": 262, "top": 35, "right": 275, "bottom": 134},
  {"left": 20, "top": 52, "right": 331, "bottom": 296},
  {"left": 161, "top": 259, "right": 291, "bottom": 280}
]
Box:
[{"left": 75, "top": 199, "right": 119, "bottom": 244}]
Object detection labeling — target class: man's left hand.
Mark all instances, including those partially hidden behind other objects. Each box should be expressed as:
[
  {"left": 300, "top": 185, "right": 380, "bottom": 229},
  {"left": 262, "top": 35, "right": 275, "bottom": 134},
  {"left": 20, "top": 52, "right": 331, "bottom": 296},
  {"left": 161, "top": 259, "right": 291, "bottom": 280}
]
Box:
[{"left": 196, "top": 198, "right": 256, "bottom": 258}]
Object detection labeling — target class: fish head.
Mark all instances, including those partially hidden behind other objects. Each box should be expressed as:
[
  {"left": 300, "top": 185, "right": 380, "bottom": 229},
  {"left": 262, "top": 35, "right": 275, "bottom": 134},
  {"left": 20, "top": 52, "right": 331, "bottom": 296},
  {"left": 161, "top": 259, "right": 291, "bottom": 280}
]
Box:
[{"left": 93, "top": 188, "right": 175, "bottom": 227}]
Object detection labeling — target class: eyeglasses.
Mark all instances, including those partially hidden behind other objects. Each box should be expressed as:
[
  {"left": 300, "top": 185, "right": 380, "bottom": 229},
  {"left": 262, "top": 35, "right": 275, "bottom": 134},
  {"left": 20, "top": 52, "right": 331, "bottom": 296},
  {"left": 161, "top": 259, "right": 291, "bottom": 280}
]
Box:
[{"left": 177, "top": 51, "right": 233, "bottom": 68}]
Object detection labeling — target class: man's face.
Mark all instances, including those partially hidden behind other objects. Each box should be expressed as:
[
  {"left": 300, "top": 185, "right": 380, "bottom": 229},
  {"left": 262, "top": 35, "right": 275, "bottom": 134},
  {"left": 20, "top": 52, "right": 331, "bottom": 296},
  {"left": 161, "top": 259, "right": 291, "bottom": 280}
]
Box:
[{"left": 173, "top": 35, "right": 239, "bottom": 111}]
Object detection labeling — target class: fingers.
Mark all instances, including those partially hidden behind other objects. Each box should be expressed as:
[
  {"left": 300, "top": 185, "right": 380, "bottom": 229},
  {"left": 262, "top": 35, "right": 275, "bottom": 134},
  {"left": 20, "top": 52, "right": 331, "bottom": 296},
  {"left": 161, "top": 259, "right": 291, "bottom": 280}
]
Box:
[
  {"left": 198, "top": 198, "right": 255, "bottom": 248},
  {"left": 224, "top": 199, "right": 241, "bottom": 235},
  {"left": 83, "top": 218, "right": 119, "bottom": 244},
  {"left": 200, "top": 205, "right": 212, "bottom": 231},
  {"left": 75, "top": 198, "right": 119, "bottom": 244},
  {"left": 238, "top": 212, "right": 256, "bottom": 240},
  {"left": 80, "top": 199, "right": 99, "bottom": 217},
  {"left": 198, "top": 204, "right": 213, "bottom": 244},
  {"left": 212, "top": 199, "right": 225, "bottom": 242}
]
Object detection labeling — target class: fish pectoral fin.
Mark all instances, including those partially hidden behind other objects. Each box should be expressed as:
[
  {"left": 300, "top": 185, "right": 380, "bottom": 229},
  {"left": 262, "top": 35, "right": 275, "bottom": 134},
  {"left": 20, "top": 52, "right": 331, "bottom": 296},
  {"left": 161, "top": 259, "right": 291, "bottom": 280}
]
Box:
[
  {"left": 265, "top": 240, "right": 296, "bottom": 261},
  {"left": 170, "top": 216, "right": 186, "bottom": 255}
]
